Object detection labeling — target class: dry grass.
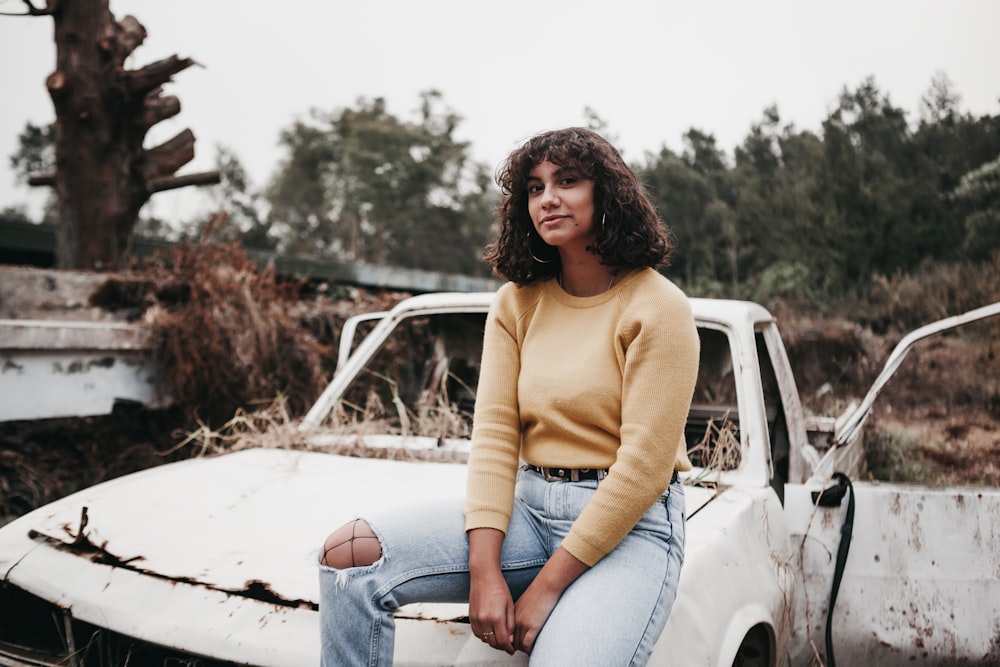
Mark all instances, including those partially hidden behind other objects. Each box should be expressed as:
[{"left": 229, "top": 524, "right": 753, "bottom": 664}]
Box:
[
  {"left": 135, "top": 239, "right": 330, "bottom": 427},
  {"left": 686, "top": 415, "right": 742, "bottom": 489},
  {"left": 855, "top": 251, "right": 1000, "bottom": 334},
  {"left": 162, "top": 395, "right": 303, "bottom": 457}
]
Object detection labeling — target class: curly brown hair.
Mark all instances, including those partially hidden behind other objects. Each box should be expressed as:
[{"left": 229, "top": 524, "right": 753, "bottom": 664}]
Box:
[{"left": 484, "top": 127, "right": 672, "bottom": 284}]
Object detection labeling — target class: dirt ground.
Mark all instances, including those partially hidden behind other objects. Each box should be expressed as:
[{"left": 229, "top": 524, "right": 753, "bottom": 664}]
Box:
[{"left": 2, "top": 279, "right": 998, "bottom": 523}]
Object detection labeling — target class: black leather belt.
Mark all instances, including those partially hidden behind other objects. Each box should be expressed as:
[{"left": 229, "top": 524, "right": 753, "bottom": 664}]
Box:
[
  {"left": 524, "top": 464, "right": 606, "bottom": 482},
  {"left": 524, "top": 465, "right": 679, "bottom": 484}
]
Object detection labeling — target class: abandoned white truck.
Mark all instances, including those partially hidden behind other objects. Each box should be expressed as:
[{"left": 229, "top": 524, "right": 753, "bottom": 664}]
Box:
[{"left": 0, "top": 292, "right": 998, "bottom": 666}]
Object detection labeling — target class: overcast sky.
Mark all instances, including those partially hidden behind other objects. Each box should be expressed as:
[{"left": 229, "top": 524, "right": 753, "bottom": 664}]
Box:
[{"left": 1, "top": 0, "right": 998, "bottom": 221}]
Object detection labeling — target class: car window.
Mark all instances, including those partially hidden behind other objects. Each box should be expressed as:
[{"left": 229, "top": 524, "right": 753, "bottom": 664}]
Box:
[
  {"left": 333, "top": 313, "right": 486, "bottom": 440},
  {"left": 686, "top": 327, "right": 741, "bottom": 471}
]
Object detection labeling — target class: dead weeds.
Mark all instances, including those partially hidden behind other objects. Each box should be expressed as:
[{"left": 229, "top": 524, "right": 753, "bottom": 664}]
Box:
[{"left": 136, "top": 240, "right": 330, "bottom": 427}]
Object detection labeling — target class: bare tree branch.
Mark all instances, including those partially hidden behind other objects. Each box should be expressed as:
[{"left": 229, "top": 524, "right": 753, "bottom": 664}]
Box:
[
  {"left": 143, "top": 91, "right": 181, "bottom": 128},
  {"left": 1, "top": 0, "right": 57, "bottom": 16},
  {"left": 126, "top": 55, "right": 198, "bottom": 95},
  {"left": 151, "top": 171, "right": 221, "bottom": 193},
  {"left": 115, "top": 15, "right": 147, "bottom": 59},
  {"left": 27, "top": 172, "right": 55, "bottom": 187},
  {"left": 145, "top": 128, "right": 196, "bottom": 180},
  {"left": 31, "top": 169, "right": 222, "bottom": 194}
]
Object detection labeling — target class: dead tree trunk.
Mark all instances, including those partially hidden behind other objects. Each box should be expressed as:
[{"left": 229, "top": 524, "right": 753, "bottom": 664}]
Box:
[{"left": 19, "top": 0, "right": 219, "bottom": 269}]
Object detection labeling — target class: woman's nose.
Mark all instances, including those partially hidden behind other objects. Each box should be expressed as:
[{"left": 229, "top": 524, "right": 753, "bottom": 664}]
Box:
[{"left": 540, "top": 185, "right": 559, "bottom": 207}]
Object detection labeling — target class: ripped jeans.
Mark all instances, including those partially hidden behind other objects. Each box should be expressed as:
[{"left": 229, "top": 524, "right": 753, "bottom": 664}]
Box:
[{"left": 317, "top": 468, "right": 685, "bottom": 666}]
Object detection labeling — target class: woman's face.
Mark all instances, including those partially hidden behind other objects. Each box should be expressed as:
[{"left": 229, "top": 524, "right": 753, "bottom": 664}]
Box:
[{"left": 526, "top": 160, "right": 596, "bottom": 253}]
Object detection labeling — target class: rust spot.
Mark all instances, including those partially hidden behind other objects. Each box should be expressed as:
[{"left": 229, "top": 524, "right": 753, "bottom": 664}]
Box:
[
  {"left": 2, "top": 359, "right": 24, "bottom": 372},
  {"left": 89, "top": 356, "right": 116, "bottom": 369},
  {"left": 395, "top": 609, "right": 470, "bottom": 624},
  {"left": 239, "top": 579, "right": 313, "bottom": 609},
  {"left": 889, "top": 493, "right": 903, "bottom": 516},
  {"left": 29, "top": 508, "right": 318, "bottom": 611}
]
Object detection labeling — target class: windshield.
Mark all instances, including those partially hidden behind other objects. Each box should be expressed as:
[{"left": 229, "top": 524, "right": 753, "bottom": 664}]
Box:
[{"left": 327, "top": 313, "right": 485, "bottom": 441}]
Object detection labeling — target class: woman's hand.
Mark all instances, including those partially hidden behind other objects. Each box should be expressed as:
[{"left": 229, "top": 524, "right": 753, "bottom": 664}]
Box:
[
  {"left": 513, "top": 547, "right": 589, "bottom": 655},
  {"left": 468, "top": 528, "right": 516, "bottom": 654}
]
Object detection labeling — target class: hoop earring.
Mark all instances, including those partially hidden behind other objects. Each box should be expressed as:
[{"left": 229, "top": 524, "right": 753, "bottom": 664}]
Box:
[
  {"left": 601, "top": 212, "right": 606, "bottom": 231},
  {"left": 527, "top": 230, "right": 555, "bottom": 264}
]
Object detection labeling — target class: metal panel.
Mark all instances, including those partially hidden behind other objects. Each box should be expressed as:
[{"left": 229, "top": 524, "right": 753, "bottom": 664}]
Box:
[{"left": 786, "top": 482, "right": 1000, "bottom": 666}]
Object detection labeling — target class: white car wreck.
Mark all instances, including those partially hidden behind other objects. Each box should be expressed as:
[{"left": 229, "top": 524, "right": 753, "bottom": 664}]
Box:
[{"left": 1, "top": 293, "right": 998, "bottom": 666}]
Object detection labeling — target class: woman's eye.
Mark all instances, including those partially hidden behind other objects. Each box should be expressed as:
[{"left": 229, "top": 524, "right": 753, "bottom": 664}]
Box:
[
  {"left": 527, "top": 184, "right": 543, "bottom": 194},
  {"left": 560, "top": 176, "right": 579, "bottom": 186}
]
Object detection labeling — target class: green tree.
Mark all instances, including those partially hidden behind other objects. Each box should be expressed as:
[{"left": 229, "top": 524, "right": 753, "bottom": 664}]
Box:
[
  {"left": 732, "top": 108, "right": 827, "bottom": 301},
  {"left": 637, "top": 146, "right": 713, "bottom": 286},
  {"left": 9, "top": 122, "right": 55, "bottom": 179},
  {"left": 814, "top": 78, "right": 919, "bottom": 289},
  {"left": 812, "top": 76, "right": 1000, "bottom": 291},
  {"left": 206, "top": 145, "right": 273, "bottom": 250},
  {"left": 732, "top": 108, "right": 785, "bottom": 287},
  {"left": 640, "top": 76, "right": 1000, "bottom": 304},
  {"left": 637, "top": 129, "right": 736, "bottom": 290},
  {"left": 9, "top": 121, "right": 58, "bottom": 225},
  {"left": 952, "top": 155, "right": 1000, "bottom": 258},
  {"left": 912, "top": 74, "right": 1000, "bottom": 264},
  {"left": 265, "top": 91, "right": 495, "bottom": 275}
]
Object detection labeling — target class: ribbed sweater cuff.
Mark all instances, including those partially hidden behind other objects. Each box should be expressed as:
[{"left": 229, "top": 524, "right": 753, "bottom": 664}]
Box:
[
  {"left": 560, "top": 532, "right": 605, "bottom": 568},
  {"left": 464, "top": 509, "right": 510, "bottom": 535}
]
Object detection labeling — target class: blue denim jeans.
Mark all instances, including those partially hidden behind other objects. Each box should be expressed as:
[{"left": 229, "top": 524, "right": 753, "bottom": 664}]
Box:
[{"left": 318, "top": 467, "right": 685, "bottom": 666}]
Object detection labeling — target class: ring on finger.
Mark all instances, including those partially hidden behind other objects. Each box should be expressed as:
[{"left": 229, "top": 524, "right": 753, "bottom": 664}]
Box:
[{"left": 482, "top": 630, "right": 495, "bottom": 641}]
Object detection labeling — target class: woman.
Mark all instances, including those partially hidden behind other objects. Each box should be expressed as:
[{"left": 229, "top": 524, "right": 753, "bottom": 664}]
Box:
[{"left": 318, "top": 127, "right": 700, "bottom": 666}]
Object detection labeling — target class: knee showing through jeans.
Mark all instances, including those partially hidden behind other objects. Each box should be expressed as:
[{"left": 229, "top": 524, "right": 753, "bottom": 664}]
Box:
[{"left": 321, "top": 519, "right": 382, "bottom": 568}]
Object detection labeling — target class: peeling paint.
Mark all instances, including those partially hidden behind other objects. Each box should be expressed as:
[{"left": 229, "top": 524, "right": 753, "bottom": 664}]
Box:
[
  {"left": 1, "top": 358, "right": 23, "bottom": 373},
  {"left": 90, "top": 356, "right": 116, "bottom": 369},
  {"left": 29, "top": 512, "right": 318, "bottom": 612}
]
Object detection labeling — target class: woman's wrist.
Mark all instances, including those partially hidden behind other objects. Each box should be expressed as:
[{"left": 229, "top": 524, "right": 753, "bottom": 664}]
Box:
[
  {"left": 468, "top": 527, "right": 505, "bottom": 575},
  {"left": 533, "top": 547, "right": 589, "bottom": 594}
]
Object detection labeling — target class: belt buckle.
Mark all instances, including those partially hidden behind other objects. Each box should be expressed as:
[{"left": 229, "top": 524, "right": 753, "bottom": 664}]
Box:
[{"left": 543, "top": 467, "right": 573, "bottom": 482}]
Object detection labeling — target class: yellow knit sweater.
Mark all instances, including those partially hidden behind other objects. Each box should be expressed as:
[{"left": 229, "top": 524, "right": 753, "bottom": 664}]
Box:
[{"left": 464, "top": 267, "right": 700, "bottom": 566}]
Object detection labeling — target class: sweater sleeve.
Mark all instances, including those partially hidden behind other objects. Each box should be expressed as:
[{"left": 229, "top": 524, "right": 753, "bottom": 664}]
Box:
[
  {"left": 464, "top": 286, "right": 526, "bottom": 533},
  {"left": 560, "top": 284, "right": 700, "bottom": 565}
]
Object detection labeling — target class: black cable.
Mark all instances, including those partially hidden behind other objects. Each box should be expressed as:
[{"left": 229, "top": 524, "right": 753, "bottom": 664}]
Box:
[{"left": 811, "top": 471, "right": 855, "bottom": 667}]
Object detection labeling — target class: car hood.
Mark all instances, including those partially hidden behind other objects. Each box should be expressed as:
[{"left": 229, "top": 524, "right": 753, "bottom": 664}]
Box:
[
  {"left": 2, "top": 448, "right": 718, "bottom": 608},
  {"left": 3, "top": 448, "right": 470, "bottom": 605}
]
